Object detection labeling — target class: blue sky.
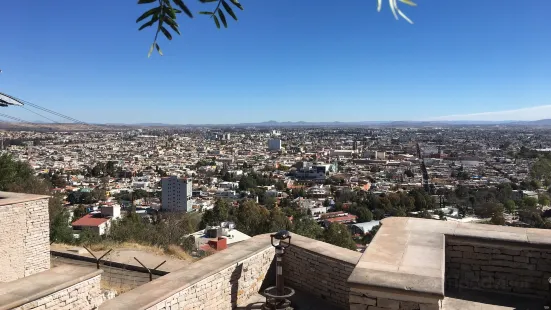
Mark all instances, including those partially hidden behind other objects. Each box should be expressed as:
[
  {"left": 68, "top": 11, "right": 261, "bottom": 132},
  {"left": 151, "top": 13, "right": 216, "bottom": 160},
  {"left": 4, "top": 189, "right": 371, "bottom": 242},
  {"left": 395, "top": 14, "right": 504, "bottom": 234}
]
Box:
[{"left": 0, "top": 1, "right": 550, "bottom": 124}]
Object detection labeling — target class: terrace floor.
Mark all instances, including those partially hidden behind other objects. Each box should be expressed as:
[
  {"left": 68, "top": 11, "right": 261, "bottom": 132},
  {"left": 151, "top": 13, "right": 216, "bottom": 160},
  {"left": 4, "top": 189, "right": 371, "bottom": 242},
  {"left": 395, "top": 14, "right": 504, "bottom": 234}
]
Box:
[
  {"left": 443, "top": 289, "right": 546, "bottom": 310},
  {"left": 237, "top": 289, "right": 340, "bottom": 310}
]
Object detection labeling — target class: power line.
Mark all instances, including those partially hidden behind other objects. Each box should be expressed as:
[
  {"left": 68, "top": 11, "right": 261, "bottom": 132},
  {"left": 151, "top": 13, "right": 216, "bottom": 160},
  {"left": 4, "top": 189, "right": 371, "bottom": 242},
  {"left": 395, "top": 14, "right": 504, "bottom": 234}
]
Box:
[
  {"left": 20, "top": 106, "right": 60, "bottom": 124},
  {"left": 0, "top": 112, "right": 31, "bottom": 123},
  {"left": 20, "top": 100, "right": 86, "bottom": 125},
  {"left": 0, "top": 92, "right": 86, "bottom": 125}
]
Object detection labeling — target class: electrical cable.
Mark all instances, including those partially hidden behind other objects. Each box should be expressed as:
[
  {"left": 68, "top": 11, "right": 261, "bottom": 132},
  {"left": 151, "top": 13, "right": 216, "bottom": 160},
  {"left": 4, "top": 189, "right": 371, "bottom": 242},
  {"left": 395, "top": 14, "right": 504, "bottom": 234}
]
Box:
[{"left": 20, "top": 106, "right": 60, "bottom": 124}]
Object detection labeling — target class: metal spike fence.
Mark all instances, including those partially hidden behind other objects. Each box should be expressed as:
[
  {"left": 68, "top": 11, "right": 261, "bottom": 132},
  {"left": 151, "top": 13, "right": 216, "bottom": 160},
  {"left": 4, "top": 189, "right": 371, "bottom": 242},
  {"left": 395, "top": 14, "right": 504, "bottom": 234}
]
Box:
[{"left": 50, "top": 248, "right": 167, "bottom": 295}]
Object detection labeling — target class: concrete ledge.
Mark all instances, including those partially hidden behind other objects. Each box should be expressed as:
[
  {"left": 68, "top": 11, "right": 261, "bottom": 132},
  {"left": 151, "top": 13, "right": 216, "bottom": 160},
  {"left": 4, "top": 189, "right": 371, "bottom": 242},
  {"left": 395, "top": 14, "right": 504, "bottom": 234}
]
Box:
[
  {"left": 100, "top": 233, "right": 273, "bottom": 310},
  {"left": 0, "top": 191, "right": 49, "bottom": 207},
  {"left": 348, "top": 217, "right": 551, "bottom": 303},
  {"left": 282, "top": 233, "right": 362, "bottom": 265},
  {"left": 0, "top": 265, "right": 102, "bottom": 310}
]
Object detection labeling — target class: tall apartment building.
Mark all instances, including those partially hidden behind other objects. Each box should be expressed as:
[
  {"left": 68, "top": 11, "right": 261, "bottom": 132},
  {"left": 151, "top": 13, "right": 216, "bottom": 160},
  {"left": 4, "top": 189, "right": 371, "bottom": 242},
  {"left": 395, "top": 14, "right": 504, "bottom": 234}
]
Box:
[
  {"left": 268, "top": 138, "right": 282, "bottom": 151},
  {"left": 162, "top": 176, "right": 193, "bottom": 212}
]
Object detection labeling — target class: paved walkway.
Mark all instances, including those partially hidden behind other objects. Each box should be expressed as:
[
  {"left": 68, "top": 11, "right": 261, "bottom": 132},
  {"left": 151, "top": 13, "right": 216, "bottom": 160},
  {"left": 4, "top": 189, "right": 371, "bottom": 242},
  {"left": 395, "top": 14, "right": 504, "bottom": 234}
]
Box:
[
  {"left": 238, "top": 290, "right": 340, "bottom": 310},
  {"left": 443, "top": 289, "right": 545, "bottom": 310}
]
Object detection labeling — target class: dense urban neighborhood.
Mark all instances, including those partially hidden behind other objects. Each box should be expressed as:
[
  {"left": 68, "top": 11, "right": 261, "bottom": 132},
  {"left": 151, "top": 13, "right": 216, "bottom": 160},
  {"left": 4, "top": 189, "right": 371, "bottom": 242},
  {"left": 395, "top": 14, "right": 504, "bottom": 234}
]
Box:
[{"left": 2, "top": 125, "right": 551, "bottom": 255}]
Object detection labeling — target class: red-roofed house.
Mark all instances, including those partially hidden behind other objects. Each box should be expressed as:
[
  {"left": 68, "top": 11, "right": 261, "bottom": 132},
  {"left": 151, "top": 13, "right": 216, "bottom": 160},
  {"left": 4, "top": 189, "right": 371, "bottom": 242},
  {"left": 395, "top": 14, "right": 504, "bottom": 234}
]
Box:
[{"left": 71, "top": 213, "right": 110, "bottom": 235}]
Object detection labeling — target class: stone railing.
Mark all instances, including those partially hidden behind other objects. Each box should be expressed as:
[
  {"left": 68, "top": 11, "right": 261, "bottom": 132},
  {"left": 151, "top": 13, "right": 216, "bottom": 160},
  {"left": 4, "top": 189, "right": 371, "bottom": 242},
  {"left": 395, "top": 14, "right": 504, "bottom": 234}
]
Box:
[
  {"left": 0, "top": 191, "right": 50, "bottom": 282},
  {"left": 0, "top": 265, "right": 103, "bottom": 310},
  {"left": 99, "top": 234, "right": 275, "bottom": 310},
  {"left": 282, "top": 234, "right": 361, "bottom": 309},
  {"left": 446, "top": 228, "right": 551, "bottom": 297},
  {"left": 347, "top": 217, "right": 551, "bottom": 310}
]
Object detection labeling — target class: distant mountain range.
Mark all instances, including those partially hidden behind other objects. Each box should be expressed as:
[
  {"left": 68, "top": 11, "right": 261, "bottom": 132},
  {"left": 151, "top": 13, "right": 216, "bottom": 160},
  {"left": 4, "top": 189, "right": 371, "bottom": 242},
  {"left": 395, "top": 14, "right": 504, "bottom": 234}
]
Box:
[
  {"left": 3, "top": 119, "right": 551, "bottom": 129},
  {"left": 123, "top": 119, "right": 551, "bottom": 128}
]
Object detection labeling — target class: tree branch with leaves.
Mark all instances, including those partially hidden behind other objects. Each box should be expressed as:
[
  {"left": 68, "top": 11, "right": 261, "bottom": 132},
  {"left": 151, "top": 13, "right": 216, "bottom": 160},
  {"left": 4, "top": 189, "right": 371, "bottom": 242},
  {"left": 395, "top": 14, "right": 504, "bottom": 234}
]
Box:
[{"left": 137, "top": 0, "right": 415, "bottom": 56}]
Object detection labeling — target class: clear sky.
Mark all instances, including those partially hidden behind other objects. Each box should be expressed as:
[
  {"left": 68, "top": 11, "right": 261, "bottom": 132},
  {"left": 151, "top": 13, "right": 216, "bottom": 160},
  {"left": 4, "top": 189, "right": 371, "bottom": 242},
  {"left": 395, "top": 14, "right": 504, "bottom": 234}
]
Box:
[{"left": 0, "top": 1, "right": 550, "bottom": 124}]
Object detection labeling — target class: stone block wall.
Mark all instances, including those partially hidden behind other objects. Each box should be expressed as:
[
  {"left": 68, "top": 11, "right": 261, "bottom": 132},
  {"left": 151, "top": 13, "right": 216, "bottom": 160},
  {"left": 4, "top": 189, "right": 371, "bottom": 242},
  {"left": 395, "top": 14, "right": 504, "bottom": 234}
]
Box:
[
  {"left": 0, "top": 195, "right": 50, "bottom": 282},
  {"left": 445, "top": 237, "right": 551, "bottom": 297},
  {"left": 146, "top": 247, "right": 274, "bottom": 310},
  {"left": 349, "top": 287, "right": 440, "bottom": 310},
  {"left": 283, "top": 243, "right": 357, "bottom": 309},
  {"left": 12, "top": 275, "right": 103, "bottom": 310}
]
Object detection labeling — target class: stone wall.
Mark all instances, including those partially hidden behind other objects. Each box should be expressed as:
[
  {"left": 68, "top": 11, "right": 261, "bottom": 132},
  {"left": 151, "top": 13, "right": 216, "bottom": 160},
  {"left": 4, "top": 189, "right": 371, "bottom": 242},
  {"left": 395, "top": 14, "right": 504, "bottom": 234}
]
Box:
[
  {"left": 12, "top": 275, "right": 103, "bottom": 310},
  {"left": 0, "top": 265, "right": 105, "bottom": 310},
  {"left": 445, "top": 236, "right": 551, "bottom": 297},
  {"left": 282, "top": 235, "right": 361, "bottom": 309},
  {"left": 100, "top": 235, "right": 276, "bottom": 310},
  {"left": 349, "top": 287, "right": 440, "bottom": 310},
  {"left": 146, "top": 247, "right": 274, "bottom": 310},
  {"left": 0, "top": 193, "right": 50, "bottom": 282}
]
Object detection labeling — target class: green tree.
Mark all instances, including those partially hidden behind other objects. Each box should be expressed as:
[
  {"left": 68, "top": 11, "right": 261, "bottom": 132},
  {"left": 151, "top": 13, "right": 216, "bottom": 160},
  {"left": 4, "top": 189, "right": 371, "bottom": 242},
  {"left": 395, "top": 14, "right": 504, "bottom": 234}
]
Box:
[
  {"left": 200, "top": 199, "right": 231, "bottom": 227},
  {"left": 234, "top": 200, "right": 269, "bottom": 236},
  {"left": 491, "top": 213, "right": 506, "bottom": 225},
  {"left": 73, "top": 204, "right": 87, "bottom": 220},
  {"left": 268, "top": 208, "right": 292, "bottom": 232},
  {"left": 323, "top": 223, "right": 357, "bottom": 251},
  {"left": 538, "top": 194, "right": 550, "bottom": 207},
  {"left": 49, "top": 194, "right": 74, "bottom": 244},
  {"left": 351, "top": 206, "right": 373, "bottom": 223},
  {"left": 504, "top": 200, "right": 516, "bottom": 214},
  {"left": 0, "top": 153, "right": 50, "bottom": 194},
  {"left": 474, "top": 202, "right": 504, "bottom": 219},
  {"left": 523, "top": 197, "right": 538, "bottom": 208},
  {"left": 291, "top": 218, "right": 323, "bottom": 240}
]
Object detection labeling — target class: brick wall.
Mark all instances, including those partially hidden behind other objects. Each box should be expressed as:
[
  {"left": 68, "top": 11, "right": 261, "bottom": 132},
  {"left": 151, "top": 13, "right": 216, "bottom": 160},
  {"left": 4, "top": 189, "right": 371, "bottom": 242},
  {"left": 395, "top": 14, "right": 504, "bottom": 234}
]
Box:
[
  {"left": 282, "top": 241, "right": 358, "bottom": 309},
  {"left": 0, "top": 196, "right": 50, "bottom": 282},
  {"left": 145, "top": 246, "right": 275, "bottom": 310},
  {"left": 445, "top": 236, "right": 551, "bottom": 297},
  {"left": 12, "top": 275, "right": 103, "bottom": 310}
]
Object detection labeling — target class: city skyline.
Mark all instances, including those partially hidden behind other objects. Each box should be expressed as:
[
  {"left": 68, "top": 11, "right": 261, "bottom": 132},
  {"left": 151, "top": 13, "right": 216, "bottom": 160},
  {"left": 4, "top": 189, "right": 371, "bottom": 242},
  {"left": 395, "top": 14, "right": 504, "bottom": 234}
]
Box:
[{"left": 0, "top": 1, "right": 550, "bottom": 124}]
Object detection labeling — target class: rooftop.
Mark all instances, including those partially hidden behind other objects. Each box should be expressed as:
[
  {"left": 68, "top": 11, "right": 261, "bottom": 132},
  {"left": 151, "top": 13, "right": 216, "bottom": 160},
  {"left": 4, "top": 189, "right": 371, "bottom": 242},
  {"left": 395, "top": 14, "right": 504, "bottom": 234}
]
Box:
[{"left": 71, "top": 213, "right": 110, "bottom": 227}]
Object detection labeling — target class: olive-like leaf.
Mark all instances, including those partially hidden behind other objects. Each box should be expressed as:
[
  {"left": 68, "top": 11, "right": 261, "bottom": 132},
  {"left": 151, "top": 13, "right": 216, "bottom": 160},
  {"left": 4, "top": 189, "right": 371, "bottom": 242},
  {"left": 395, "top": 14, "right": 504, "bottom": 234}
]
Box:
[
  {"left": 399, "top": 0, "right": 417, "bottom": 6},
  {"left": 148, "top": 43, "right": 155, "bottom": 57},
  {"left": 139, "top": 0, "right": 157, "bottom": 4},
  {"left": 229, "top": 0, "right": 243, "bottom": 10},
  {"left": 218, "top": 10, "right": 227, "bottom": 28},
  {"left": 173, "top": 0, "right": 193, "bottom": 18},
  {"left": 136, "top": 6, "right": 161, "bottom": 23},
  {"left": 199, "top": 11, "right": 213, "bottom": 15},
  {"left": 166, "top": 7, "right": 176, "bottom": 19},
  {"left": 164, "top": 17, "right": 181, "bottom": 35},
  {"left": 138, "top": 16, "right": 159, "bottom": 30},
  {"left": 160, "top": 26, "right": 172, "bottom": 40},
  {"left": 156, "top": 43, "right": 163, "bottom": 56},
  {"left": 212, "top": 15, "right": 221, "bottom": 29},
  {"left": 222, "top": 1, "right": 237, "bottom": 20}
]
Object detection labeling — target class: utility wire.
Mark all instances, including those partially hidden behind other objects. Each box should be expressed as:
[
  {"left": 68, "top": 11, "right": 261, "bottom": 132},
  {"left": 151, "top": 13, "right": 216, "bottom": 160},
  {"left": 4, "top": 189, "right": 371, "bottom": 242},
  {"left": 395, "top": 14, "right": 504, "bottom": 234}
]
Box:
[
  {"left": 0, "top": 112, "right": 32, "bottom": 123},
  {"left": 20, "top": 106, "right": 60, "bottom": 124}
]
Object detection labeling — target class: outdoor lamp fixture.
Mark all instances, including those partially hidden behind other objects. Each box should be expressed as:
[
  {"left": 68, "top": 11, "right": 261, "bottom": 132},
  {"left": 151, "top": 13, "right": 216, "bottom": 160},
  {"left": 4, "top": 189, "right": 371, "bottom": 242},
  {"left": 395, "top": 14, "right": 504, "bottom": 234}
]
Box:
[{"left": 262, "top": 230, "right": 295, "bottom": 310}]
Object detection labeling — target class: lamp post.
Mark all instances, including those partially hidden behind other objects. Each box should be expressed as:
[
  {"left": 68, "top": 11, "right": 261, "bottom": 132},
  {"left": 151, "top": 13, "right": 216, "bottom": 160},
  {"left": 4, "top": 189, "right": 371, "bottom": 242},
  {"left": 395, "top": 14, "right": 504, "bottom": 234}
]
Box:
[{"left": 262, "top": 230, "right": 295, "bottom": 310}]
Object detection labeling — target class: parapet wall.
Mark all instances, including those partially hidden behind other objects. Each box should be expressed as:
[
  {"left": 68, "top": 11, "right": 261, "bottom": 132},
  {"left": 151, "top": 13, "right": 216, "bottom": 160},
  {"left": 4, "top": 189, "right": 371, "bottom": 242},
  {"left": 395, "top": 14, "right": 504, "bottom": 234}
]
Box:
[
  {"left": 0, "top": 265, "right": 103, "bottom": 310},
  {"left": 446, "top": 236, "right": 551, "bottom": 297},
  {"left": 282, "top": 234, "right": 361, "bottom": 309},
  {"left": 347, "top": 217, "right": 551, "bottom": 310},
  {"left": 100, "top": 234, "right": 275, "bottom": 310},
  {"left": 0, "top": 192, "right": 50, "bottom": 282}
]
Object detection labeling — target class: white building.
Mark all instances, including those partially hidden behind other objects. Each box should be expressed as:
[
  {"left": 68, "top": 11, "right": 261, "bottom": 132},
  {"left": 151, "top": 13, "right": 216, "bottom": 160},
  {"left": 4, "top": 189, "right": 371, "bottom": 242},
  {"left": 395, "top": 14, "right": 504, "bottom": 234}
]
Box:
[
  {"left": 162, "top": 176, "right": 193, "bottom": 212},
  {"left": 268, "top": 139, "right": 282, "bottom": 151}
]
